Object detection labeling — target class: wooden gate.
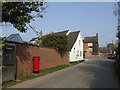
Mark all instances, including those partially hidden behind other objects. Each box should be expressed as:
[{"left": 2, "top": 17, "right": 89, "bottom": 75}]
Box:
[{"left": 2, "top": 44, "right": 16, "bottom": 82}]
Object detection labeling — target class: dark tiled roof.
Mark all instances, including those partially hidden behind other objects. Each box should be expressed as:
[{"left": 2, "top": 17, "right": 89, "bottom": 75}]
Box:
[
  {"left": 30, "top": 35, "right": 46, "bottom": 42},
  {"left": 55, "top": 30, "right": 69, "bottom": 35},
  {"left": 99, "top": 47, "right": 109, "bottom": 53},
  {"left": 67, "top": 31, "right": 80, "bottom": 51},
  {"left": 84, "top": 36, "right": 98, "bottom": 43},
  {"left": 30, "top": 30, "right": 69, "bottom": 42},
  {"left": 5, "top": 33, "right": 24, "bottom": 43},
  {"left": 30, "top": 37, "right": 39, "bottom": 42}
]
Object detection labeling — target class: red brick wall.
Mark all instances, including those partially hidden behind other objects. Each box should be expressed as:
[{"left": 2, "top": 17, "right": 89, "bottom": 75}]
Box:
[
  {"left": 15, "top": 44, "right": 69, "bottom": 79},
  {"left": 83, "top": 43, "right": 88, "bottom": 51},
  {"left": 85, "top": 54, "right": 99, "bottom": 59}
]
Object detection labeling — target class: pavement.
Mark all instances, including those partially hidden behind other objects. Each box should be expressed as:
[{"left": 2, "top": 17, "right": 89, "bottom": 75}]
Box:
[{"left": 9, "top": 59, "right": 118, "bottom": 88}]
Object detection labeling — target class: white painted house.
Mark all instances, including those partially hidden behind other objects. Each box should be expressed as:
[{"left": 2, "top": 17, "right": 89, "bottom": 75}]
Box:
[{"left": 57, "top": 30, "right": 83, "bottom": 62}]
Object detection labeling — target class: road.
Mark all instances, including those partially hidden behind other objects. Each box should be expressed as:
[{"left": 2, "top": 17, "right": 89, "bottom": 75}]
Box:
[{"left": 10, "top": 59, "right": 118, "bottom": 88}]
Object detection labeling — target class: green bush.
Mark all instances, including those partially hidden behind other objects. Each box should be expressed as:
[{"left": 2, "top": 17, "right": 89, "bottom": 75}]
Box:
[
  {"left": 115, "top": 59, "right": 120, "bottom": 81},
  {"left": 115, "top": 42, "right": 120, "bottom": 81},
  {"left": 42, "top": 33, "right": 68, "bottom": 57},
  {"left": 118, "top": 43, "right": 120, "bottom": 59}
]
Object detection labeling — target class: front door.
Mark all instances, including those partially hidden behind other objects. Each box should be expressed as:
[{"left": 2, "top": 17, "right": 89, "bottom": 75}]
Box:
[{"left": 2, "top": 45, "right": 16, "bottom": 82}]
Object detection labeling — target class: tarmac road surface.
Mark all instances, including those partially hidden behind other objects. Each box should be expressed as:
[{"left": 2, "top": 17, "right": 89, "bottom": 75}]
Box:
[{"left": 9, "top": 59, "right": 118, "bottom": 88}]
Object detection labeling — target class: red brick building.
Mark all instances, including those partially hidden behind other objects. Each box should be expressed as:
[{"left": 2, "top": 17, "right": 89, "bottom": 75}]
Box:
[{"left": 83, "top": 33, "right": 99, "bottom": 58}]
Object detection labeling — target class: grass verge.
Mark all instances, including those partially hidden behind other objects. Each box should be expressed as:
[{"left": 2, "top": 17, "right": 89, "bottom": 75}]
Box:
[
  {"left": 3, "top": 60, "right": 85, "bottom": 88},
  {"left": 2, "top": 64, "right": 70, "bottom": 88}
]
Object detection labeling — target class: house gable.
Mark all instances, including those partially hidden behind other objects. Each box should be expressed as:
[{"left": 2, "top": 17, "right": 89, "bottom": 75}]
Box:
[
  {"left": 68, "top": 31, "right": 83, "bottom": 62},
  {"left": 67, "top": 31, "right": 80, "bottom": 51}
]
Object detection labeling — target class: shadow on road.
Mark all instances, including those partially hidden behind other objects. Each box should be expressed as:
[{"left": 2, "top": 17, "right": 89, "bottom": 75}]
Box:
[{"left": 77, "top": 59, "right": 118, "bottom": 88}]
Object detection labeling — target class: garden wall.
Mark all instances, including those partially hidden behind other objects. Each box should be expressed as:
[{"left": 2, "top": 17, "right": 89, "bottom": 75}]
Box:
[{"left": 15, "top": 43, "right": 69, "bottom": 79}]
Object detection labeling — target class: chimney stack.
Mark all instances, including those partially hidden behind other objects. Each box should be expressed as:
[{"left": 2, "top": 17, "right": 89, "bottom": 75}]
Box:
[
  {"left": 96, "top": 33, "right": 98, "bottom": 37},
  {"left": 39, "top": 31, "right": 42, "bottom": 39}
]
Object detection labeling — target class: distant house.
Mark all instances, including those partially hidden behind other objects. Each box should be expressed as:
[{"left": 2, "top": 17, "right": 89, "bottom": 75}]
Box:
[
  {"left": 99, "top": 47, "right": 110, "bottom": 54},
  {"left": 83, "top": 33, "right": 99, "bottom": 58},
  {"left": 30, "top": 37, "right": 39, "bottom": 44},
  {"left": 99, "top": 47, "right": 110, "bottom": 57},
  {"left": 30, "top": 31, "right": 43, "bottom": 46},
  {"left": 56, "top": 30, "right": 83, "bottom": 62}
]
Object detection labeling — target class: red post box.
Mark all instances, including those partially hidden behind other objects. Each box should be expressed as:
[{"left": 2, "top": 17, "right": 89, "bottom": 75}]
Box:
[{"left": 33, "top": 56, "right": 40, "bottom": 73}]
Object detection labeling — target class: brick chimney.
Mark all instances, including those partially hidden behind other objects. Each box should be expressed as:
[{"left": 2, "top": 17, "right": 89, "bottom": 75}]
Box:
[
  {"left": 96, "top": 33, "right": 98, "bottom": 37},
  {"left": 39, "top": 31, "right": 42, "bottom": 39}
]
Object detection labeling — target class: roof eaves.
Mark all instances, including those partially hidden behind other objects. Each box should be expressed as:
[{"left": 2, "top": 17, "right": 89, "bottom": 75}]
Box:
[{"left": 67, "top": 31, "right": 80, "bottom": 51}]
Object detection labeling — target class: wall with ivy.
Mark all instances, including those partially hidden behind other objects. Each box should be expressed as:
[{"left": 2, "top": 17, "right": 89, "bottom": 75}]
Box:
[{"left": 42, "top": 33, "right": 68, "bottom": 57}]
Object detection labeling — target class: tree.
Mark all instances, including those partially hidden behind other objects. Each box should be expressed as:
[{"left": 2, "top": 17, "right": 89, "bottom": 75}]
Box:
[
  {"left": 42, "top": 33, "right": 68, "bottom": 57},
  {"left": 114, "top": 2, "right": 120, "bottom": 59},
  {"left": 114, "top": 2, "right": 120, "bottom": 38},
  {"left": 2, "top": 1, "right": 47, "bottom": 32},
  {"left": 107, "top": 43, "right": 117, "bottom": 52},
  {"left": 92, "top": 43, "right": 99, "bottom": 55},
  {"left": 117, "top": 30, "right": 120, "bottom": 39}
]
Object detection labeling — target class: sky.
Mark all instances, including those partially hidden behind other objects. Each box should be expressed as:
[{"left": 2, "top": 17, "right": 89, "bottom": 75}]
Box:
[{"left": 1, "top": 2, "right": 118, "bottom": 47}]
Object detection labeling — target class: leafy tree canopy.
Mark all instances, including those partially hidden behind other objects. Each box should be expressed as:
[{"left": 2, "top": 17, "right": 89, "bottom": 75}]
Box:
[
  {"left": 117, "top": 30, "right": 120, "bottom": 39},
  {"left": 107, "top": 43, "right": 117, "bottom": 51},
  {"left": 2, "top": 1, "right": 47, "bottom": 32},
  {"left": 42, "top": 33, "right": 68, "bottom": 57}
]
